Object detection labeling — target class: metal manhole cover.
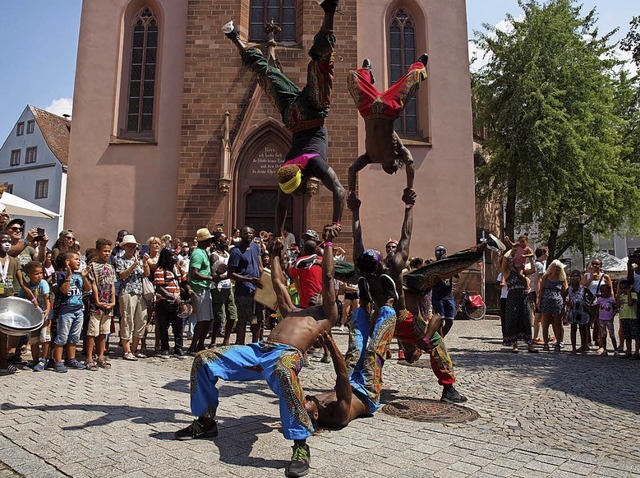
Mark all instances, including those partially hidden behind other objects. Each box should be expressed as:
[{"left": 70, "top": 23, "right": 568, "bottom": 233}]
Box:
[{"left": 381, "top": 399, "right": 479, "bottom": 423}]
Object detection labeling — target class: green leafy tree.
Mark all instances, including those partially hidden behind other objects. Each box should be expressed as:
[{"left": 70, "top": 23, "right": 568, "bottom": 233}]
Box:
[{"left": 473, "top": 0, "right": 640, "bottom": 261}]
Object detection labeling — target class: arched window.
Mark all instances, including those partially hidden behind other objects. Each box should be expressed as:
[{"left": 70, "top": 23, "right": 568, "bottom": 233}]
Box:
[
  {"left": 389, "top": 8, "right": 417, "bottom": 136},
  {"left": 249, "top": 0, "right": 296, "bottom": 43},
  {"left": 126, "top": 7, "right": 158, "bottom": 135}
]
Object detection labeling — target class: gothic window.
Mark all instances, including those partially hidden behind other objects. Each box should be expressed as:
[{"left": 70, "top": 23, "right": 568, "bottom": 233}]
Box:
[
  {"left": 389, "top": 8, "right": 418, "bottom": 136},
  {"left": 126, "top": 7, "right": 158, "bottom": 135},
  {"left": 249, "top": 0, "right": 296, "bottom": 42}
]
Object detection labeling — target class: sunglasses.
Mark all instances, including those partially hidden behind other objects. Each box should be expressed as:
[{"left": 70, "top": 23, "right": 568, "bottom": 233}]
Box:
[
  {"left": 9, "top": 227, "right": 23, "bottom": 231},
  {"left": 65, "top": 236, "right": 76, "bottom": 241},
  {"left": 0, "top": 238, "right": 10, "bottom": 243}
]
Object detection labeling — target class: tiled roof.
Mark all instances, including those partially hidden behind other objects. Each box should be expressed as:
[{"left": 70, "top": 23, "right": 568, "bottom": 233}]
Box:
[{"left": 30, "top": 105, "right": 71, "bottom": 166}]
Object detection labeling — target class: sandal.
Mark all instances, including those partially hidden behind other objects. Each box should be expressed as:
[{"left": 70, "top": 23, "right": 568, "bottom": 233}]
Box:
[
  {"left": 85, "top": 360, "right": 98, "bottom": 371},
  {"left": 0, "top": 364, "right": 20, "bottom": 375},
  {"left": 134, "top": 352, "right": 147, "bottom": 359},
  {"left": 123, "top": 352, "right": 139, "bottom": 361},
  {"left": 97, "top": 358, "right": 111, "bottom": 369}
]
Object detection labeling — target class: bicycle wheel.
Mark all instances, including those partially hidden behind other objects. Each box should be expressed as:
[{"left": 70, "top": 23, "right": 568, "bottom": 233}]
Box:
[{"left": 464, "top": 302, "right": 486, "bottom": 320}]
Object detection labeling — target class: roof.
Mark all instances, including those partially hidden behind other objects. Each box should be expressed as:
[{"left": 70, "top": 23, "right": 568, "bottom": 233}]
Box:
[{"left": 29, "top": 105, "right": 71, "bottom": 166}]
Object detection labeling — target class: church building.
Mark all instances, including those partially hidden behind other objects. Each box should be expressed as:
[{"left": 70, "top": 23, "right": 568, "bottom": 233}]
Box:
[{"left": 66, "top": 0, "right": 476, "bottom": 256}]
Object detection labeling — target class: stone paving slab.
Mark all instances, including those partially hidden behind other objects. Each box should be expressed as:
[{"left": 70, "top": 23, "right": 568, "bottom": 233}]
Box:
[{"left": 1, "top": 319, "right": 639, "bottom": 477}]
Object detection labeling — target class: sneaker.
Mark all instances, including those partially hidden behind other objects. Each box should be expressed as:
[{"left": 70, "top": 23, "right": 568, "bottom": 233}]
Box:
[
  {"left": 222, "top": 21, "right": 240, "bottom": 41},
  {"left": 47, "top": 358, "right": 56, "bottom": 370},
  {"left": 175, "top": 418, "right": 218, "bottom": 440},
  {"left": 33, "top": 358, "right": 47, "bottom": 372},
  {"left": 160, "top": 350, "right": 171, "bottom": 359},
  {"left": 54, "top": 361, "right": 68, "bottom": 373},
  {"left": 174, "top": 348, "right": 187, "bottom": 359},
  {"left": 286, "top": 442, "right": 310, "bottom": 478},
  {"left": 295, "top": 254, "right": 317, "bottom": 269},
  {"left": 417, "top": 53, "right": 429, "bottom": 66},
  {"left": 362, "top": 58, "right": 375, "bottom": 84},
  {"left": 440, "top": 386, "right": 467, "bottom": 404},
  {"left": 485, "top": 233, "right": 506, "bottom": 252},
  {"left": 65, "top": 359, "right": 85, "bottom": 370}
]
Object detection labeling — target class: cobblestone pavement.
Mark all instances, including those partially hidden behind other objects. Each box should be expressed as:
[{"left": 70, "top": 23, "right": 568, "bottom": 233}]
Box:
[{"left": 1, "top": 319, "right": 639, "bottom": 477}]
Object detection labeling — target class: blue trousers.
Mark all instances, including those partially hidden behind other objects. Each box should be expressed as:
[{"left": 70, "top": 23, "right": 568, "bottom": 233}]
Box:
[
  {"left": 344, "top": 306, "right": 396, "bottom": 413},
  {"left": 190, "top": 341, "right": 313, "bottom": 440}
]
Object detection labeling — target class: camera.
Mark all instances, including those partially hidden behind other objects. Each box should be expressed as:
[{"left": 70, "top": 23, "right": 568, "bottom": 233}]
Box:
[{"left": 35, "top": 227, "right": 45, "bottom": 242}]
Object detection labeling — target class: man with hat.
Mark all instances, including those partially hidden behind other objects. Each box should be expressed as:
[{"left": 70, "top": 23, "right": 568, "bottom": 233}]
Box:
[
  {"left": 187, "top": 228, "right": 215, "bottom": 354},
  {"left": 4, "top": 218, "right": 42, "bottom": 266},
  {"left": 115, "top": 234, "right": 151, "bottom": 360},
  {"left": 222, "top": 0, "right": 345, "bottom": 239},
  {"left": 227, "top": 226, "right": 263, "bottom": 345}
]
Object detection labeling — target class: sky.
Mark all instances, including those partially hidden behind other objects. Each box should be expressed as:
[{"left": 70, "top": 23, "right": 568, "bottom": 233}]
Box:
[{"left": 0, "top": 1, "right": 634, "bottom": 140}]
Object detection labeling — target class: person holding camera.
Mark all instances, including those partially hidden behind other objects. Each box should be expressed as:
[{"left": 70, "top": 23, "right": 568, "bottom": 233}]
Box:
[{"left": 114, "top": 234, "right": 150, "bottom": 360}]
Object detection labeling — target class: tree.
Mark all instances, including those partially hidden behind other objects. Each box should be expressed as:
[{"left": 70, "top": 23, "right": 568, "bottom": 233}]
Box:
[{"left": 472, "top": 0, "right": 640, "bottom": 261}]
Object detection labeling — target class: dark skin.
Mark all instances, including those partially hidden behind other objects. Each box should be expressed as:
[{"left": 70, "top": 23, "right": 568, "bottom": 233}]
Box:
[
  {"left": 224, "top": 7, "right": 345, "bottom": 239},
  {"left": 188, "top": 237, "right": 215, "bottom": 352},
  {"left": 304, "top": 331, "right": 368, "bottom": 428},
  {"left": 266, "top": 225, "right": 339, "bottom": 349},
  {"left": 348, "top": 122, "right": 415, "bottom": 197},
  {"left": 226, "top": 227, "right": 264, "bottom": 344}
]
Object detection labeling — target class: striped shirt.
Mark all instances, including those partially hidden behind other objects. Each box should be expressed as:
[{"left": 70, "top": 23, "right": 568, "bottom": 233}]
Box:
[{"left": 154, "top": 266, "right": 187, "bottom": 302}]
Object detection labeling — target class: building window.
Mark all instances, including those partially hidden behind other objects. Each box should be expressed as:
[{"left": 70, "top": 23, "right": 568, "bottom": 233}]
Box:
[
  {"left": 35, "top": 180, "right": 49, "bottom": 199},
  {"left": 389, "top": 8, "right": 418, "bottom": 136},
  {"left": 249, "top": 0, "right": 296, "bottom": 42},
  {"left": 16, "top": 122, "right": 24, "bottom": 136},
  {"left": 27, "top": 120, "right": 35, "bottom": 134},
  {"left": 10, "top": 149, "right": 20, "bottom": 166},
  {"left": 26, "top": 147, "right": 37, "bottom": 164},
  {"left": 126, "top": 7, "right": 158, "bottom": 134}
]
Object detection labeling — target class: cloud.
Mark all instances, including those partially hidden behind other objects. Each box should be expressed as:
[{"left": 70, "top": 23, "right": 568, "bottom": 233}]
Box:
[
  {"left": 45, "top": 97, "right": 73, "bottom": 118},
  {"left": 469, "top": 15, "right": 524, "bottom": 72}
]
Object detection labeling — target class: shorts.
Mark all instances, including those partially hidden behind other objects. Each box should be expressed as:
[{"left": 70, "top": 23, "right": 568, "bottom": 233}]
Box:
[
  {"left": 432, "top": 299, "right": 455, "bottom": 319},
  {"left": 55, "top": 308, "right": 84, "bottom": 346},
  {"left": 190, "top": 288, "right": 213, "bottom": 323},
  {"left": 235, "top": 294, "right": 259, "bottom": 325},
  {"left": 344, "top": 291, "right": 358, "bottom": 301},
  {"left": 29, "top": 322, "right": 51, "bottom": 344},
  {"left": 620, "top": 318, "right": 640, "bottom": 340},
  {"left": 87, "top": 312, "right": 112, "bottom": 337}
]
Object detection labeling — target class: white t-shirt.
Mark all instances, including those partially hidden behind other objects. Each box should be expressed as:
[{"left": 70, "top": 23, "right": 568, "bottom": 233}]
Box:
[
  {"left": 532, "top": 260, "right": 546, "bottom": 293},
  {"left": 210, "top": 251, "right": 232, "bottom": 290}
]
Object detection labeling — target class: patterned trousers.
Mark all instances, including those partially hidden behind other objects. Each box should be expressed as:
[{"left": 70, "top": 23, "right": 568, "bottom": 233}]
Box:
[
  {"left": 347, "top": 62, "right": 427, "bottom": 120},
  {"left": 189, "top": 341, "right": 313, "bottom": 440}
]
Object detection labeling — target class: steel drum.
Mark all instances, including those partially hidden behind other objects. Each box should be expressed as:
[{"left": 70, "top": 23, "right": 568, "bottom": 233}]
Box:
[{"left": 0, "top": 297, "right": 44, "bottom": 337}]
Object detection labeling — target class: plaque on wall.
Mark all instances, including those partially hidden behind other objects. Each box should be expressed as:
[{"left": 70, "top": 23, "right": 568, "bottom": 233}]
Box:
[{"left": 247, "top": 144, "right": 284, "bottom": 178}]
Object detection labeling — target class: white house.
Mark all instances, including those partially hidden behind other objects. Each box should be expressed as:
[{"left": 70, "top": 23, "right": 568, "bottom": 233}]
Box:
[{"left": 0, "top": 105, "right": 69, "bottom": 238}]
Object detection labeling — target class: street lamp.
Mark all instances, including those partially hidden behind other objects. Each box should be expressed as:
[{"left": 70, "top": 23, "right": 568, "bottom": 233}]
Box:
[{"left": 577, "top": 211, "right": 590, "bottom": 271}]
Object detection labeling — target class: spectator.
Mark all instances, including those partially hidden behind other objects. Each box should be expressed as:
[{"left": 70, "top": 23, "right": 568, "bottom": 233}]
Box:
[
  {"left": 115, "top": 235, "right": 150, "bottom": 360},
  {"left": 536, "top": 260, "right": 568, "bottom": 351},
  {"left": 51, "top": 229, "right": 76, "bottom": 267},
  {"left": 230, "top": 228, "right": 241, "bottom": 247},
  {"left": 43, "top": 251, "right": 55, "bottom": 283},
  {"left": 531, "top": 247, "right": 549, "bottom": 344},
  {"left": 52, "top": 251, "right": 91, "bottom": 372},
  {"left": 18, "top": 260, "right": 51, "bottom": 371},
  {"left": 283, "top": 225, "right": 296, "bottom": 252},
  {"left": 84, "top": 238, "right": 117, "bottom": 370},
  {"left": 431, "top": 245, "right": 457, "bottom": 337},
  {"left": 0, "top": 231, "right": 23, "bottom": 374},
  {"left": 227, "top": 226, "right": 263, "bottom": 345},
  {"left": 564, "top": 270, "right": 593, "bottom": 354},
  {"left": 154, "top": 247, "right": 189, "bottom": 357},
  {"left": 5, "top": 218, "right": 40, "bottom": 266},
  {"left": 187, "top": 228, "right": 215, "bottom": 354},
  {"left": 210, "top": 232, "right": 237, "bottom": 347},
  {"left": 289, "top": 240, "right": 323, "bottom": 308},
  {"left": 581, "top": 259, "right": 613, "bottom": 347},
  {"left": 617, "top": 279, "right": 638, "bottom": 358},
  {"left": 502, "top": 256, "right": 538, "bottom": 353},
  {"left": 143, "top": 236, "right": 162, "bottom": 350}
]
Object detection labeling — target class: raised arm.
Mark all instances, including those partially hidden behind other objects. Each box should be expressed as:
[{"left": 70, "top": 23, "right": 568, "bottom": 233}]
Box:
[
  {"left": 398, "top": 144, "right": 415, "bottom": 190},
  {"left": 321, "top": 331, "right": 352, "bottom": 414},
  {"left": 320, "top": 226, "right": 339, "bottom": 327},
  {"left": 270, "top": 239, "right": 295, "bottom": 316},
  {"left": 395, "top": 188, "right": 415, "bottom": 268},
  {"left": 275, "top": 190, "right": 288, "bottom": 238}
]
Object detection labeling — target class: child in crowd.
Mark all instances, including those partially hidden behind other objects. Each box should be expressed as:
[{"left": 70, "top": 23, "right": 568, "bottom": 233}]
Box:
[
  {"left": 84, "top": 239, "right": 117, "bottom": 370},
  {"left": 501, "top": 235, "right": 534, "bottom": 285},
  {"left": 52, "top": 252, "right": 91, "bottom": 372},
  {"left": 616, "top": 279, "right": 638, "bottom": 358},
  {"left": 19, "top": 261, "right": 51, "bottom": 371},
  {"left": 595, "top": 284, "right": 617, "bottom": 356},
  {"left": 0, "top": 231, "right": 25, "bottom": 374},
  {"left": 564, "top": 270, "right": 593, "bottom": 354}
]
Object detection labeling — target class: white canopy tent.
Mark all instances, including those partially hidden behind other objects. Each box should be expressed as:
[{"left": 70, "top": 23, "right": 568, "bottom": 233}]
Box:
[{"left": 0, "top": 192, "right": 59, "bottom": 219}]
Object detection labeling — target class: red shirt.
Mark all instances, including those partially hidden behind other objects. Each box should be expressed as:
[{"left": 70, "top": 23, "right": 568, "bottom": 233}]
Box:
[
  {"left": 289, "top": 255, "right": 323, "bottom": 308},
  {"left": 154, "top": 266, "right": 187, "bottom": 302}
]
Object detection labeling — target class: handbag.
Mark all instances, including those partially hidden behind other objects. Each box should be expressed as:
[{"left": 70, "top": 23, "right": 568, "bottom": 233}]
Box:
[{"left": 142, "top": 277, "right": 155, "bottom": 301}]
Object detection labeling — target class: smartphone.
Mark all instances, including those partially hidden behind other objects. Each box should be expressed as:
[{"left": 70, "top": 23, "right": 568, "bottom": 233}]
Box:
[{"left": 140, "top": 244, "right": 150, "bottom": 256}]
